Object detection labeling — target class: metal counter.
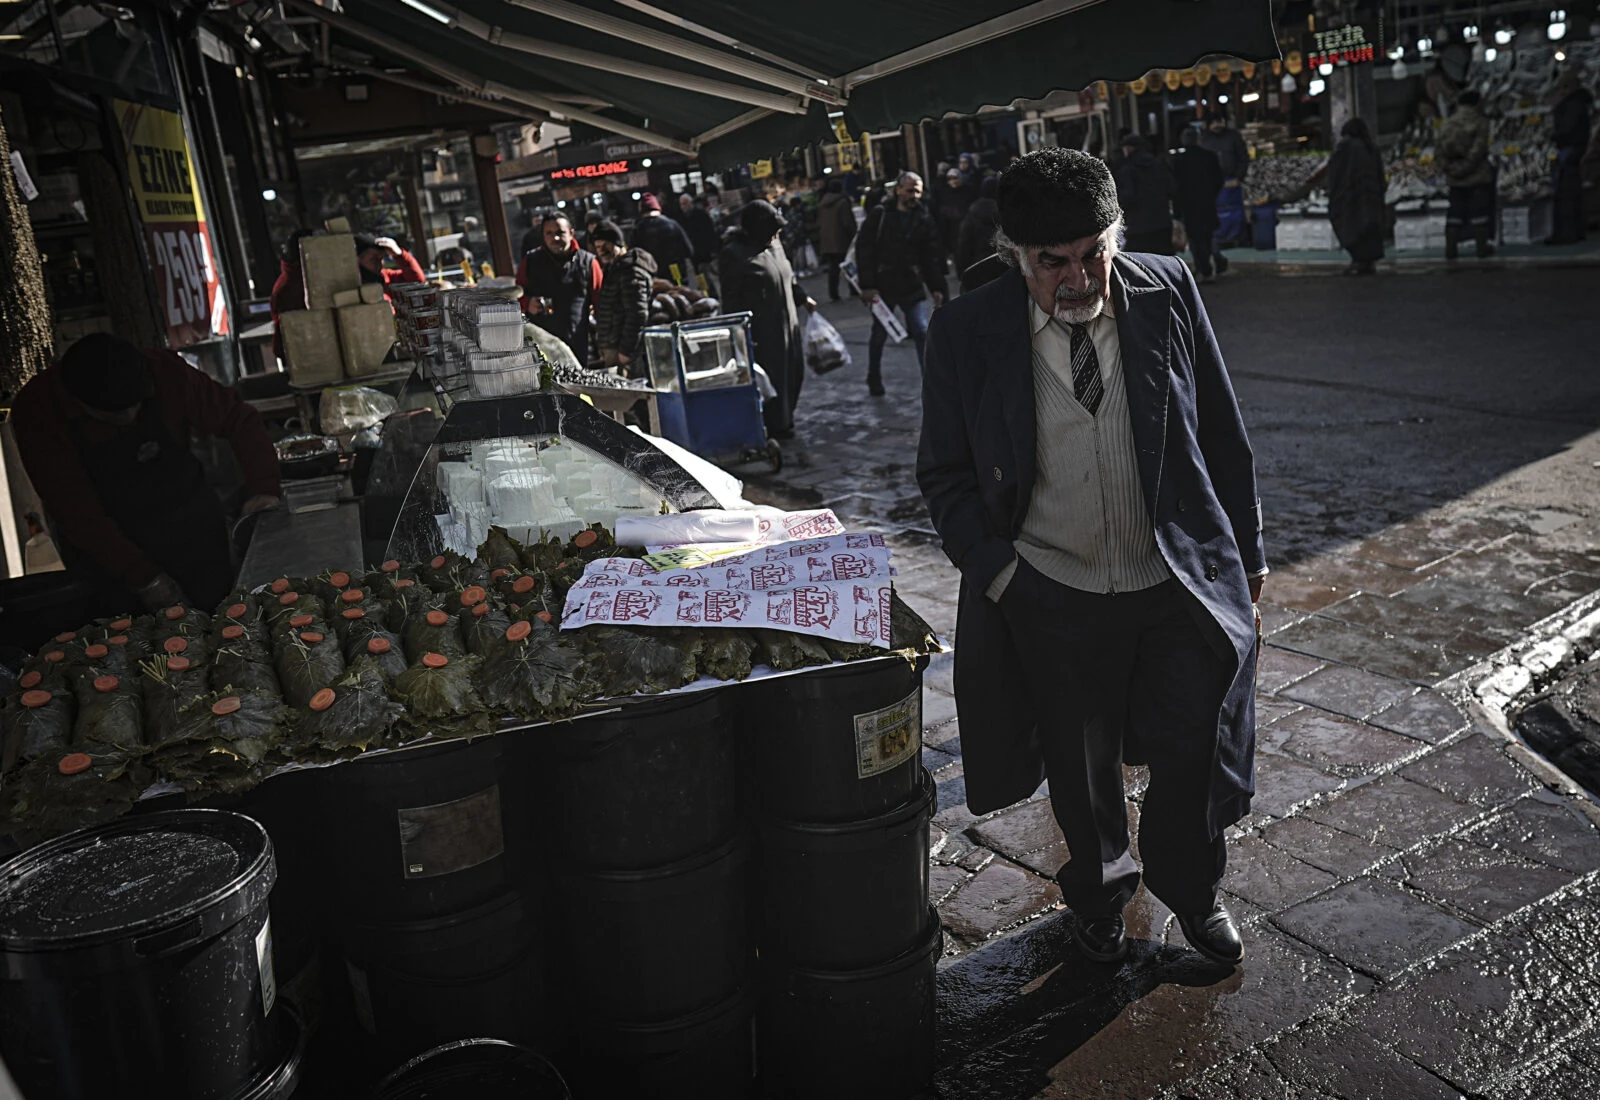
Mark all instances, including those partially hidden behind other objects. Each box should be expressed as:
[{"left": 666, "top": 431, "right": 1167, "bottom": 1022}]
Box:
[{"left": 237, "top": 501, "right": 364, "bottom": 589}]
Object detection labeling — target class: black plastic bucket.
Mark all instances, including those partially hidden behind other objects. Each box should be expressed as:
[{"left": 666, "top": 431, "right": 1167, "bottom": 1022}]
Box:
[
  {"left": 340, "top": 889, "right": 556, "bottom": 1063},
  {"left": 760, "top": 767, "right": 933, "bottom": 970},
  {"left": 757, "top": 908, "right": 941, "bottom": 1100},
  {"left": 558, "top": 833, "right": 751, "bottom": 1025},
  {"left": 565, "top": 986, "right": 754, "bottom": 1100},
  {"left": 534, "top": 691, "right": 736, "bottom": 871},
  {"left": 738, "top": 656, "right": 926, "bottom": 823},
  {"left": 318, "top": 736, "right": 512, "bottom": 922},
  {"left": 228, "top": 769, "right": 326, "bottom": 992},
  {"left": 238, "top": 1000, "right": 311, "bottom": 1100},
  {"left": 0, "top": 809, "right": 282, "bottom": 1100},
  {"left": 372, "top": 1038, "right": 571, "bottom": 1099}
]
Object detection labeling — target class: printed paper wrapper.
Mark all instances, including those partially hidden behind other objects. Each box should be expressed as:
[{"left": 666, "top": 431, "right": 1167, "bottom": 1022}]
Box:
[
  {"left": 562, "top": 580, "right": 893, "bottom": 647},
  {"left": 642, "top": 509, "right": 847, "bottom": 570}
]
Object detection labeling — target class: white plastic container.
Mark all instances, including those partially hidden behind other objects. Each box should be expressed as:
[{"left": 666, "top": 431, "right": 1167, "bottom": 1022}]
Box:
[{"left": 465, "top": 349, "right": 542, "bottom": 399}]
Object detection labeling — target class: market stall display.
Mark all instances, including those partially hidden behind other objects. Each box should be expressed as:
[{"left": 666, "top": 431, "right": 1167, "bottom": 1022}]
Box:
[{"left": 281, "top": 232, "right": 399, "bottom": 386}]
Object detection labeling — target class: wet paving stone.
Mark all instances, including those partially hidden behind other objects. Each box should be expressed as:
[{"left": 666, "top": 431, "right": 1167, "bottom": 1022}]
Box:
[
  {"left": 1458, "top": 795, "right": 1600, "bottom": 873},
  {"left": 923, "top": 745, "right": 958, "bottom": 773},
  {"left": 1367, "top": 690, "right": 1471, "bottom": 744},
  {"left": 1396, "top": 734, "right": 1540, "bottom": 807},
  {"left": 1259, "top": 574, "right": 1346, "bottom": 613},
  {"left": 1387, "top": 513, "right": 1517, "bottom": 554},
  {"left": 959, "top": 845, "right": 997, "bottom": 873},
  {"left": 1250, "top": 754, "right": 1349, "bottom": 819},
  {"left": 1257, "top": 815, "right": 1400, "bottom": 878},
  {"left": 1282, "top": 554, "right": 1420, "bottom": 598},
  {"left": 1424, "top": 539, "right": 1600, "bottom": 610},
  {"left": 1272, "top": 877, "right": 1478, "bottom": 979},
  {"left": 1124, "top": 884, "right": 1174, "bottom": 945},
  {"left": 1269, "top": 615, "right": 1462, "bottom": 685},
  {"left": 1391, "top": 576, "right": 1547, "bottom": 638},
  {"left": 1300, "top": 774, "right": 1481, "bottom": 850},
  {"left": 923, "top": 686, "right": 958, "bottom": 730},
  {"left": 1013, "top": 840, "right": 1072, "bottom": 881},
  {"left": 934, "top": 826, "right": 980, "bottom": 866},
  {"left": 1221, "top": 836, "right": 1338, "bottom": 912},
  {"left": 1312, "top": 592, "right": 1508, "bottom": 660},
  {"left": 1484, "top": 1045, "right": 1600, "bottom": 1100},
  {"left": 1277, "top": 663, "right": 1418, "bottom": 721},
  {"left": 1254, "top": 696, "right": 1303, "bottom": 729},
  {"left": 1167, "top": 1049, "right": 1338, "bottom": 1099},
  {"left": 1256, "top": 603, "right": 1305, "bottom": 638},
  {"left": 939, "top": 858, "right": 1062, "bottom": 943},
  {"left": 1495, "top": 875, "right": 1600, "bottom": 987},
  {"left": 968, "top": 797, "right": 1065, "bottom": 862},
  {"left": 1398, "top": 838, "right": 1579, "bottom": 923},
  {"left": 931, "top": 864, "right": 972, "bottom": 906},
  {"left": 1269, "top": 710, "right": 1427, "bottom": 778},
  {"left": 1256, "top": 646, "right": 1324, "bottom": 693},
  {"left": 1347, "top": 531, "right": 1459, "bottom": 571},
  {"left": 1265, "top": 1018, "right": 1468, "bottom": 1099},
  {"left": 925, "top": 719, "right": 961, "bottom": 751}
]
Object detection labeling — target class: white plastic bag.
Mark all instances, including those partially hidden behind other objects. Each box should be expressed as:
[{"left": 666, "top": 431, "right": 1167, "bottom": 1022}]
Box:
[{"left": 803, "top": 311, "right": 851, "bottom": 375}]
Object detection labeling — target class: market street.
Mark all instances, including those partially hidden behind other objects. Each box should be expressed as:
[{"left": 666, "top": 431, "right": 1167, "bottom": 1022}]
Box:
[{"left": 748, "top": 262, "right": 1600, "bottom": 1098}]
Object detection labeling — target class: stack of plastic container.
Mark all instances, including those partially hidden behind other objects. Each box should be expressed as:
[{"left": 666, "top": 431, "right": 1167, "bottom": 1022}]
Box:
[{"left": 388, "top": 284, "right": 545, "bottom": 399}]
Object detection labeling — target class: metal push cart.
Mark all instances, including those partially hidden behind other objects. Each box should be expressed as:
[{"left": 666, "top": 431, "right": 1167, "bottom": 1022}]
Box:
[{"left": 642, "top": 312, "right": 782, "bottom": 472}]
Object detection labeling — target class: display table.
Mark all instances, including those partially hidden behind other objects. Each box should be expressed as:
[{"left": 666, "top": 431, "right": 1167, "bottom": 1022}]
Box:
[{"left": 236, "top": 501, "right": 364, "bottom": 590}]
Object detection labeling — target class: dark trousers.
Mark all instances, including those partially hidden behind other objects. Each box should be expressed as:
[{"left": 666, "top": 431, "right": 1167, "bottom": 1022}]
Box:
[
  {"left": 1446, "top": 184, "right": 1496, "bottom": 234},
  {"left": 1124, "top": 227, "right": 1175, "bottom": 255},
  {"left": 1552, "top": 149, "right": 1586, "bottom": 243},
  {"left": 1189, "top": 228, "right": 1228, "bottom": 277},
  {"left": 1000, "top": 565, "right": 1229, "bottom": 916},
  {"left": 822, "top": 251, "right": 848, "bottom": 299}
]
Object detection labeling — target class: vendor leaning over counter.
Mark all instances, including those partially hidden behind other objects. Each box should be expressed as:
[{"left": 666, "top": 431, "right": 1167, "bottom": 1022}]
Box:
[{"left": 11, "top": 334, "right": 281, "bottom": 615}]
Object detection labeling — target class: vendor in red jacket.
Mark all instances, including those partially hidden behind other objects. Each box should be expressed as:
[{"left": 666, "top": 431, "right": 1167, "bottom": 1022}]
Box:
[
  {"left": 355, "top": 234, "right": 427, "bottom": 290},
  {"left": 12, "top": 334, "right": 282, "bottom": 615}
]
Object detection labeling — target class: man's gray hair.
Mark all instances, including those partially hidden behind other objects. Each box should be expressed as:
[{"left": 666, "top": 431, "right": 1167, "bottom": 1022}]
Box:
[
  {"left": 990, "top": 220, "right": 1124, "bottom": 274},
  {"left": 896, "top": 170, "right": 924, "bottom": 188}
]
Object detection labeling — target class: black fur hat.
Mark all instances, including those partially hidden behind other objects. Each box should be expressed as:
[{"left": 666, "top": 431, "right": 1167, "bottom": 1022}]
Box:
[{"left": 997, "top": 148, "right": 1121, "bottom": 247}]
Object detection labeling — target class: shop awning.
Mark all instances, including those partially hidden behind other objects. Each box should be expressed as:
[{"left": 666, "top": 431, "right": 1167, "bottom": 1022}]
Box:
[{"left": 284, "top": 0, "right": 1279, "bottom": 167}]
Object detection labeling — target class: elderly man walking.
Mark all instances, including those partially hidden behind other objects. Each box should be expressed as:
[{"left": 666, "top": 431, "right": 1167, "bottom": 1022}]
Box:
[{"left": 917, "top": 149, "right": 1266, "bottom": 967}]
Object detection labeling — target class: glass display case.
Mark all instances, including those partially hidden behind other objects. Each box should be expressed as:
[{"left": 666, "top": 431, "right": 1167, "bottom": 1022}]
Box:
[
  {"left": 371, "top": 391, "right": 720, "bottom": 565},
  {"left": 642, "top": 313, "right": 776, "bottom": 466}
]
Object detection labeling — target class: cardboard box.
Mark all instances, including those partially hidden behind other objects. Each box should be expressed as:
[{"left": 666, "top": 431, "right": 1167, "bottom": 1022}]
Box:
[
  {"left": 299, "top": 234, "right": 360, "bottom": 310},
  {"left": 279, "top": 308, "right": 344, "bottom": 386},
  {"left": 337, "top": 302, "right": 397, "bottom": 378}
]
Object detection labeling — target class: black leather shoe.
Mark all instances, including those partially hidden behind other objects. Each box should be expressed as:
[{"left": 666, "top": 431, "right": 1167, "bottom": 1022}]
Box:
[
  {"left": 867, "top": 376, "right": 886, "bottom": 397},
  {"left": 1072, "top": 914, "right": 1127, "bottom": 963},
  {"left": 1176, "top": 902, "right": 1244, "bottom": 966}
]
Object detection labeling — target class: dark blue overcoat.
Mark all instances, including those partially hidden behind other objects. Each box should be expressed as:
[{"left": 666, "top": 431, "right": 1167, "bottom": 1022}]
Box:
[{"left": 916, "top": 253, "right": 1265, "bottom": 837}]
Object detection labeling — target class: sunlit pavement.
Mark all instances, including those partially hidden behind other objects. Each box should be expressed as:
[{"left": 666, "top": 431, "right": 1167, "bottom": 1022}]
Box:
[{"left": 738, "top": 264, "right": 1600, "bottom": 1098}]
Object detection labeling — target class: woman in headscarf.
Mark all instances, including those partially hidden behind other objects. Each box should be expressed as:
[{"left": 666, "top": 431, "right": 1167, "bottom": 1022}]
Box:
[{"left": 1326, "top": 117, "right": 1386, "bottom": 275}]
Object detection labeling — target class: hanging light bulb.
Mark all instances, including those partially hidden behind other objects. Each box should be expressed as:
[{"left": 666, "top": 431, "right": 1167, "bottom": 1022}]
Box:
[
  {"left": 1308, "top": 77, "right": 1327, "bottom": 96},
  {"left": 1417, "top": 36, "right": 1434, "bottom": 53},
  {"left": 1387, "top": 45, "right": 1406, "bottom": 60},
  {"left": 1549, "top": 10, "right": 1568, "bottom": 41},
  {"left": 1494, "top": 26, "right": 1513, "bottom": 45},
  {"left": 1464, "top": 24, "right": 1480, "bottom": 41},
  {"left": 1484, "top": 47, "right": 1498, "bottom": 62},
  {"left": 1280, "top": 72, "right": 1297, "bottom": 93},
  {"left": 1391, "top": 58, "right": 1411, "bottom": 80},
  {"left": 1318, "top": 61, "right": 1335, "bottom": 76},
  {"left": 1555, "top": 48, "right": 1567, "bottom": 60}
]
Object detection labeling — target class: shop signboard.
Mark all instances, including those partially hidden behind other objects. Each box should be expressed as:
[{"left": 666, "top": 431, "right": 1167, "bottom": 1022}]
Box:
[
  {"left": 1306, "top": 24, "right": 1376, "bottom": 69},
  {"left": 114, "top": 100, "right": 229, "bottom": 347}
]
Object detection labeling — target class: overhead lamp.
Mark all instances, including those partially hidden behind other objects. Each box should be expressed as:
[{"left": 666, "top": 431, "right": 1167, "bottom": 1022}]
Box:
[
  {"left": 1308, "top": 77, "right": 1326, "bottom": 96},
  {"left": 1387, "top": 45, "right": 1405, "bottom": 60},
  {"left": 1218, "top": 94, "right": 1229, "bottom": 104},
  {"left": 1280, "top": 73, "right": 1297, "bottom": 93},
  {"left": 1241, "top": 91, "right": 1261, "bottom": 104},
  {"left": 640, "top": 158, "right": 652, "bottom": 168},
  {"left": 631, "top": 191, "right": 641, "bottom": 199},
  {"left": 1549, "top": 10, "right": 1568, "bottom": 40},
  {"left": 1484, "top": 47, "right": 1498, "bottom": 62},
  {"left": 1555, "top": 48, "right": 1567, "bottom": 60},
  {"left": 822, "top": 166, "right": 833, "bottom": 174},
  {"left": 556, "top": 199, "right": 567, "bottom": 208},
  {"left": 398, "top": 0, "right": 452, "bottom": 25},
  {"left": 1391, "top": 59, "right": 1410, "bottom": 80},
  {"left": 1318, "top": 61, "right": 1334, "bottom": 76},
  {"left": 1495, "top": 27, "right": 1513, "bottom": 45},
  {"left": 1464, "top": 24, "right": 1480, "bottom": 41},
  {"left": 1417, "top": 36, "right": 1434, "bottom": 53},
  {"left": 262, "top": 188, "right": 277, "bottom": 201}
]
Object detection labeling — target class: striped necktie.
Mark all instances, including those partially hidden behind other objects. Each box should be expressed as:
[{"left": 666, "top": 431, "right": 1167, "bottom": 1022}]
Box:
[{"left": 1064, "top": 321, "right": 1103, "bottom": 416}]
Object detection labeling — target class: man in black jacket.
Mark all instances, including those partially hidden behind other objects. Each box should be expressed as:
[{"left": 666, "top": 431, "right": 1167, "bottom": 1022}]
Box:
[
  {"left": 517, "top": 212, "right": 603, "bottom": 366},
  {"left": 1114, "top": 135, "right": 1177, "bottom": 254},
  {"left": 632, "top": 194, "right": 696, "bottom": 284},
  {"left": 1172, "top": 128, "right": 1227, "bottom": 279},
  {"left": 1549, "top": 71, "right": 1593, "bottom": 245},
  {"left": 590, "top": 220, "right": 658, "bottom": 376},
  {"left": 856, "top": 171, "right": 947, "bottom": 396},
  {"left": 677, "top": 193, "right": 722, "bottom": 291},
  {"left": 719, "top": 200, "right": 816, "bottom": 439}
]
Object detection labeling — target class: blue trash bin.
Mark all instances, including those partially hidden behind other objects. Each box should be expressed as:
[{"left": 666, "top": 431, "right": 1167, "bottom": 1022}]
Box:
[{"left": 1252, "top": 203, "right": 1279, "bottom": 250}]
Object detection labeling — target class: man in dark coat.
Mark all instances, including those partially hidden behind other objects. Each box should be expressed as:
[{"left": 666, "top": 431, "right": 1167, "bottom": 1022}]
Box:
[
  {"left": 1548, "top": 70, "right": 1594, "bottom": 245},
  {"left": 1113, "top": 135, "right": 1176, "bottom": 254},
  {"left": 632, "top": 194, "right": 696, "bottom": 284},
  {"left": 955, "top": 176, "right": 1001, "bottom": 292},
  {"left": 677, "top": 193, "right": 723, "bottom": 291},
  {"left": 856, "top": 171, "right": 947, "bottom": 396},
  {"left": 918, "top": 148, "right": 1265, "bottom": 968},
  {"left": 590, "top": 220, "right": 658, "bottom": 375},
  {"left": 816, "top": 179, "right": 858, "bottom": 302},
  {"left": 1326, "top": 118, "right": 1386, "bottom": 275},
  {"left": 518, "top": 211, "right": 603, "bottom": 365},
  {"left": 1172, "top": 128, "right": 1227, "bottom": 280},
  {"left": 719, "top": 200, "right": 816, "bottom": 439},
  {"left": 1200, "top": 109, "right": 1250, "bottom": 245}
]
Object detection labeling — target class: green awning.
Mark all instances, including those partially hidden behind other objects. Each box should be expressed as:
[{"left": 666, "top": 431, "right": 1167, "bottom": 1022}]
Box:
[{"left": 293, "top": 0, "right": 1279, "bottom": 168}]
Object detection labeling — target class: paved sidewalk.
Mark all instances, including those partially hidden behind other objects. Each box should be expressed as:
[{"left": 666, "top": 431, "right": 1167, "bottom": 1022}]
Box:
[
  {"left": 740, "top": 267, "right": 1600, "bottom": 1097},
  {"left": 1214, "top": 235, "right": 1600, "bottom": 276}
]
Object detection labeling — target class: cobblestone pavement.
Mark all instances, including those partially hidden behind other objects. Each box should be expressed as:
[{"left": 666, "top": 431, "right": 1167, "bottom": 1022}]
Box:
[{"left": 740, "top": 265, "right": 1600, "bottom": 1098}]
